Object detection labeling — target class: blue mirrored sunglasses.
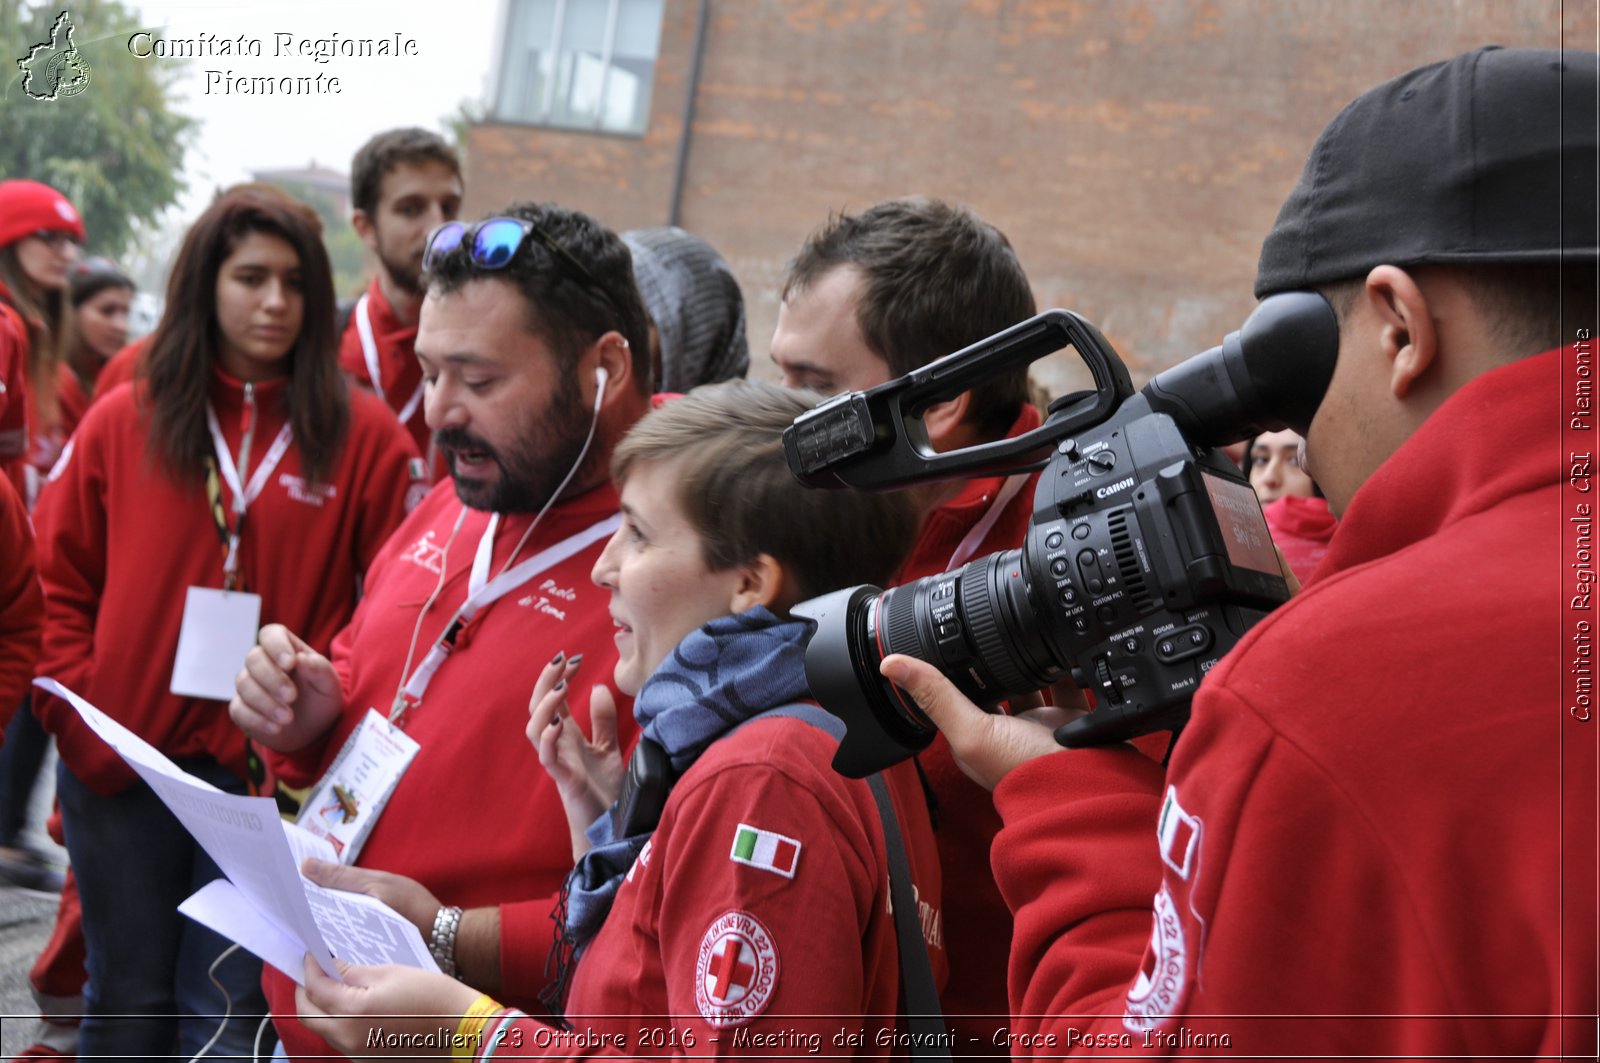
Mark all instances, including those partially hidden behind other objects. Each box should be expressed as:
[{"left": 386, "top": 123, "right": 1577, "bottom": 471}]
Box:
[{"left": 423, "top": 217, "right": 616, "bottom": 311}]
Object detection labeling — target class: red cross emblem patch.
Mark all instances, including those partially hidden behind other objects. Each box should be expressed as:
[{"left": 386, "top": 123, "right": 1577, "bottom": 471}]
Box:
[{"left": 694, "top": 910, "right": 779, "bottom": 1027}]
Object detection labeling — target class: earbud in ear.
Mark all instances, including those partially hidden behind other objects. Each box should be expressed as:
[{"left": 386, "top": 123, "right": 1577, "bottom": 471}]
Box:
[{"left": 594, "top": 365, "right": 609, "bottom": 392}]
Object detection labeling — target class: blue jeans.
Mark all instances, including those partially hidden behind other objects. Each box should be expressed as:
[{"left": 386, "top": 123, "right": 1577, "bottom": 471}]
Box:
[
  {"left": 0, "top": 695, "right": 50, "bottom": 845},
  {"left": 56, "top": 758, "right": 268, "bottom": 1062}
]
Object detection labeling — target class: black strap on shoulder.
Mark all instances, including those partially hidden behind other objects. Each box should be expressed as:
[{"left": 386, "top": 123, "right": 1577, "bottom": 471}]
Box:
[
  {"left": 866, "top": 770, "right": 951, "bottom": 1059},
  {"left": 741, "top": 704, "right": 951, "bottom": 1059}
]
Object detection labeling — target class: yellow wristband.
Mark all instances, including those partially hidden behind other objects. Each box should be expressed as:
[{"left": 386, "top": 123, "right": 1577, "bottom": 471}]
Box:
[{"left": 454, "top": 994, "right": 503, "bottom": 1060}]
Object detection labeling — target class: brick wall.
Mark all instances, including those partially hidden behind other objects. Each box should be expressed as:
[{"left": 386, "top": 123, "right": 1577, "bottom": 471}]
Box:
[{"left": 466, "top": 0, "right": 1593, "bottom": 392}]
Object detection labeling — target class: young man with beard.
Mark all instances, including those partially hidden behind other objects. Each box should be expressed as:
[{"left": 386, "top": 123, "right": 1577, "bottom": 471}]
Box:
[
  {"left": 770, "top": 196, "right": 1038, "bottom": 1046},
  {"left": 230, "top": 202, "right": 653, "bottom": 1060},
  {"left": 881, "top": 46, "right": 1597, "bottom": 1058},
  {"left": 340, "top": 128, "right": 464, "bottom": 480}
]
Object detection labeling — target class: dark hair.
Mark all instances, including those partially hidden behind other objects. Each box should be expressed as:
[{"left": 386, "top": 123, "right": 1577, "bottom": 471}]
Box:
[
  {"left": 613, "top": 380, "right": 919, "bottom": 602},
  {"left": 0, "top": 244, "right": 68, "bottom": 431},
  {"left": 426, "top": 201, "right": 652, "bottom": 391},
  {"left": 69, "top": 256, "right": 134, "bottom": 307},
  {"left": 782, "top": 196, "right": 1036, "bottom": 439},
  {"left": 142, "top": 183, "right": 348, "bottom": 484},
  {"left": 61, "top": 257, "right": 135, "bottom": 386},
  {"left": 350, "top": 128, "right": 462, "bottom": 217},
  {"left": 1319, "top": 262, "right": 1600, "bottom": 361}
]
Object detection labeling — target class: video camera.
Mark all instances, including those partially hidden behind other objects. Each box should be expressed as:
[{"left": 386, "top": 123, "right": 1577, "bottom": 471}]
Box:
[{"left": 785, "top": 292, "right": 1340, "bottom": 777}]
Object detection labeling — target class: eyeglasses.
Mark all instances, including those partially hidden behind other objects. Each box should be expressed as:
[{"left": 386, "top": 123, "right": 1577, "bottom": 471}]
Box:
[
  {"left": 423, "top": 216, "right": 618, "bottom": 312},
  {"left": 30, "top": 230, "right": 82, "bottom": 250}
]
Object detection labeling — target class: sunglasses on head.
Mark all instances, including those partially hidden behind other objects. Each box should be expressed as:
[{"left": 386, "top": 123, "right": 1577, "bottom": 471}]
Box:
[{"left": 423, "top": 216, "right": 618, "bottom": 312}]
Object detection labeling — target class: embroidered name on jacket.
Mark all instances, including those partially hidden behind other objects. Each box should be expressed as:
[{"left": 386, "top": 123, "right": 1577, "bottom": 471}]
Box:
[
  {"left": 278, "top": 473, "right": 338, "bottom": 506},
  {"left": 517, "top": 578, "right": 576, "bottom": 621}
]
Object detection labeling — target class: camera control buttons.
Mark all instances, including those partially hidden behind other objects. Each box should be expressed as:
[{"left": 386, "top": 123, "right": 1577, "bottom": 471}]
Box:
[
  {"left": 1071, "top": 522, "right": 1091, "bottom": 540},
  {"left": 1059, "top": 585, "right": 1079, "bottom": 606},
  {"left": 1155, "top": 625, "right": 1213, "bottom": 663},
  {"left": 1046, "top": 531, "right": 1065, "bottom": 550},
  {"left": 1051, "top": 558, "right": 1070, "bottom": 578},
  {"left": 1086, "top": 450, "right": 1117, "bottom": 475}
]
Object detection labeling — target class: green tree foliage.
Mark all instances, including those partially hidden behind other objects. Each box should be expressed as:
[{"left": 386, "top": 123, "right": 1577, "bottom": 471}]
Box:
[{"left": 2, "top": 0, "right": 195, "bottom": 258}]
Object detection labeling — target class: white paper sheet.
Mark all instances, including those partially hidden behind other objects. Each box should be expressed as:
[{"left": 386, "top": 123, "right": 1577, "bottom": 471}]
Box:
[{"left": 38, "top": 678, "right": 439, "bottom": 981}]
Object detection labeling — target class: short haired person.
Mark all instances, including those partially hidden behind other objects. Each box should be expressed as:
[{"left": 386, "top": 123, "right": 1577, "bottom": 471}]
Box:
[
  {"left": 231, "top": 202, "right": 653, "bottom": 1060},
  {"left": 770, "top": 196, "right": 1038, "bottom": 1040},
  {"left": 878, "top": 46, "right": 1598, "bottom": 1056},
  {"left": 31, "top": 184, "right": 422, "bottom": 1059},
  {"left": 293, "top": 380, "right": 942, "bottom": 1058},
  {"left": 341, "top": 128, "right": 464, "bottom": 476}
]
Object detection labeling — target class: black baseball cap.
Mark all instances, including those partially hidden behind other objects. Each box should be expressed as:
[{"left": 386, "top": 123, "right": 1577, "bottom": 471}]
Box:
[{"left": 1256, "top": 46, "right": 1599, "bottom": 297}]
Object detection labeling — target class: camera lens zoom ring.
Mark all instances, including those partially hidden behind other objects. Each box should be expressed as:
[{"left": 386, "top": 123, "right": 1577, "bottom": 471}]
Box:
[
  {"left": 959, "top": 560, "right": 1034, "bottom": 697},
  {"left": 882, "top": 587, "right": 927, "bottom": 662}
]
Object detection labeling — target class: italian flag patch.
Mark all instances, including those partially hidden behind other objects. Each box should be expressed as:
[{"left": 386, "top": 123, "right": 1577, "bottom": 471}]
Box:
[{"left": 730, "top": 823, "right": 801, "bottom": 878}]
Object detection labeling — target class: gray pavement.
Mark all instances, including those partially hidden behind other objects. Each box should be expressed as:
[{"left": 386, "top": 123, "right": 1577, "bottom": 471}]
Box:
[
  {"left": 0, "top": 746, "right": 71, "bottom": 1061},
  {"left": 1, "top": 884, "right": 58, "bottom": 1059}
]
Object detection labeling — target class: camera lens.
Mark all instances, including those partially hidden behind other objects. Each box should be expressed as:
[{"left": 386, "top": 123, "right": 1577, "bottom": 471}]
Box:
[{"left": 796, "top": 549, "right": 1067, "bottom": 777}]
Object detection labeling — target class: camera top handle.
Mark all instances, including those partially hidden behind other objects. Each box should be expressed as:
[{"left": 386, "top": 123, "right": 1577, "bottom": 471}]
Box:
[{"left": 783, "top": 309, "right": 1136, "bottom": 492}]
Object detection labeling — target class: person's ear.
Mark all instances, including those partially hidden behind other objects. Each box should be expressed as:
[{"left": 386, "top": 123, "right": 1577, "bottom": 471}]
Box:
[
  {"left": 1364, "top": 265, "right": 1438, "bottom": 400},
  {"left": 350, "top": 210, "right": 377, "bottom": 250},
  {"left": 923, "top": 390, "right": 972, "bottom": 450},
  {"left": 728, "top": 553, "right": 788, "bottom": 615},
  {"left": 585, "top": 330, "right": 634, "bottom": 406}
]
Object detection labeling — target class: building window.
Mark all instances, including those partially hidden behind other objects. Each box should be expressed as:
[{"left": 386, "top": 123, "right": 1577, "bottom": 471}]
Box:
[{"left": 493, "top": 0, "right": 665, "bottom": 135}]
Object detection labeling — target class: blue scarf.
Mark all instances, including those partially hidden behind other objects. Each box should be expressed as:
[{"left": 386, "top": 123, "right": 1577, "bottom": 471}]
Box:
[{"left": 543, "top": 606, "right": 810, "bottom": 1011}]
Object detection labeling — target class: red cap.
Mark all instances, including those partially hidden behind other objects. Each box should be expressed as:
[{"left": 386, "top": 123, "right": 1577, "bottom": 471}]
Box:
[{"left": 0, "top": 180, "right": 85, "bottom": 249}]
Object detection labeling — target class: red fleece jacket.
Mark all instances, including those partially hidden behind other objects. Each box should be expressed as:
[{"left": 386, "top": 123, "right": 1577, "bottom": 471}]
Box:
[
  {"left": 992, "top": 348, "right": 1597, "bottom": 1058},
  {"left": 480, "top": 719, "right": 946, "bottom": 1058},
  {"left": 0, "top": 473, "right": 41, "bottom": 729},
  {"left": 263, "top": 481, "right": 637, "bottom": 1060},
  {"left": 339, "top": 278, "right": 440, "bottom": 476},
  {"left": 32, "top": 371, "right": 420, "bottom": 795}
]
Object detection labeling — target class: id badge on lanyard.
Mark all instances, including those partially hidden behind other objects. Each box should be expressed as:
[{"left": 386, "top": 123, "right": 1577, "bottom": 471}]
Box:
[
  {"left": 170, "top": 397, "right": 292, "bottom": 701},
  {"left": 300, "top": 508, "right": 620, "bottom": 860},
  {"left": 295, "top": 708, "right": 420, "bottom": 865}
]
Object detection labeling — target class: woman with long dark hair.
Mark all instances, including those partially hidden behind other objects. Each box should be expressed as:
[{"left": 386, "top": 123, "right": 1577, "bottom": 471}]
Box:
[
  {"left": 32, "top": 184, "right": 424, "bottom": 1060},
  {"left": 0, "top": 179, "right": 83, "bottom": 502}
]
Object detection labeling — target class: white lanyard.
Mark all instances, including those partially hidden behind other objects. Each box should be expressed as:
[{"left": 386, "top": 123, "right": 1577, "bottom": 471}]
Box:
[
  {"left": 947, "top": 472, "right": 1032, "bottom": 571},
  {"left": 356, "top": 293, "right": 427, "bottom": 425},
  {"left": 205, "top": 399, "right": 294, "bottom": 578},
  {"left": 395, "top": 509, "right": 621, "bottom": 711}
]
